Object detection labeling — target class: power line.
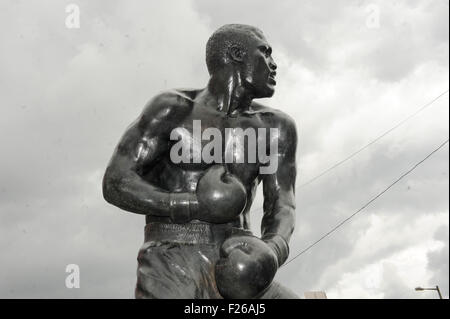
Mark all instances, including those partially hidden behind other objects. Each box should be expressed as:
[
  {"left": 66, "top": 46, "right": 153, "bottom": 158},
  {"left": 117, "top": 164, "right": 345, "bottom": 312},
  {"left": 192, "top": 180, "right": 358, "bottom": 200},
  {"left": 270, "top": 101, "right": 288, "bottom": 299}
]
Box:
[
  {"left": 248, "top": 89, "right": 449, "bottom": 215},
  {"left": 282, "top": 138, "right": 449, "bottom": 267},
  {"left": 297, "top": 89, "right": 449, "bottom": 189}
]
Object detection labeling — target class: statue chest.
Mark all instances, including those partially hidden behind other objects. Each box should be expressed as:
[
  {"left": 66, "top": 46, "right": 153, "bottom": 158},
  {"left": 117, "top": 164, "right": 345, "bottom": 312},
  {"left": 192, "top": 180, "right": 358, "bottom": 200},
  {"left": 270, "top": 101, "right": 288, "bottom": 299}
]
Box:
[{"left": 166, "top": 108, "right": 279, "bottom": 179}]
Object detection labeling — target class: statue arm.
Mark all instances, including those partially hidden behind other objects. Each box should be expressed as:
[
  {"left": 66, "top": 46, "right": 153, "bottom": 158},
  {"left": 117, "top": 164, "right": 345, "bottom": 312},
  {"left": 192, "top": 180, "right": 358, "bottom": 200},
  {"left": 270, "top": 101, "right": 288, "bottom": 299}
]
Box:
[
  {"left": 102, "top": 93, "right": 197, "bottom": 220},
  {"left": 261, "top": 116, "right": 297, "bottom": 265}
]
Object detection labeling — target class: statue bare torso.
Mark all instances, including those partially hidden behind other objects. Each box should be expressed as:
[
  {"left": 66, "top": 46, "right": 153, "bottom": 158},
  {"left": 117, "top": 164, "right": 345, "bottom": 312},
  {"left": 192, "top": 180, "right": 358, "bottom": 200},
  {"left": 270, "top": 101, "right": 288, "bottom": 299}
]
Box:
[
  {"left": 150, "top": 88, "right": 293, "bottom": 225},
  {"left": 106, "top": 88, "right": 297, "bottom": 229}
]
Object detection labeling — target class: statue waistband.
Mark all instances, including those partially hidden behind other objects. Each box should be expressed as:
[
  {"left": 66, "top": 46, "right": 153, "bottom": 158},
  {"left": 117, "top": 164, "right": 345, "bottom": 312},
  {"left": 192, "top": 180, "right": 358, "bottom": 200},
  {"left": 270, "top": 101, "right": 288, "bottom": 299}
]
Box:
[{"left": 144, "top": 222, "right": 252, "bottom": 245}]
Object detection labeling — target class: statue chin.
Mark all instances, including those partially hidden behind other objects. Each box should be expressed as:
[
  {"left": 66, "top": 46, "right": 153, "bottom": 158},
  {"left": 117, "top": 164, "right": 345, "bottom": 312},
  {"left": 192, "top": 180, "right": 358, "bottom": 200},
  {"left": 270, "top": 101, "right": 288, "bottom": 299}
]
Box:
[
  {"left": 255, "top": 87, "right": 275, "bottom": 99},
  {"left": 242, "top": 79, "right": 275, "bottom": 99}
]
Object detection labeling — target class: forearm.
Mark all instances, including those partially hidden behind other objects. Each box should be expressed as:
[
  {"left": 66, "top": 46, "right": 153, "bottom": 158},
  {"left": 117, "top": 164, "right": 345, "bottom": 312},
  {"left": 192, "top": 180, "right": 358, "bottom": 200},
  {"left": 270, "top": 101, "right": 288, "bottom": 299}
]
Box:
[
  {"left": 103, "top": 169, "right": 198, "bottom": 221},
  {"left": 261, "top": 204, "right": 295, "bottom": 241},
  {"left": 261, "top": 205, "right": 295, "bottom": 266}
]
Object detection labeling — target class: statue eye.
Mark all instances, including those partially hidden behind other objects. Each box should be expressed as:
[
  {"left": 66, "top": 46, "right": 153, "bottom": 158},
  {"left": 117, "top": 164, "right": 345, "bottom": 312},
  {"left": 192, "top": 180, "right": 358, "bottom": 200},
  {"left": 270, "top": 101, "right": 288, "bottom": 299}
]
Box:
[{"left": 259, "top": 46, "right": 271, "bottom": 57}]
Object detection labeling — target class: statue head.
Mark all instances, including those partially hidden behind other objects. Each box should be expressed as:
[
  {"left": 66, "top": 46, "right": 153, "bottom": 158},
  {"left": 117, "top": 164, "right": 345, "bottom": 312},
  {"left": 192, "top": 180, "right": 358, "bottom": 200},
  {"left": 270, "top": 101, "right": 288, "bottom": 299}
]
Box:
[{"left": 206, "top": 24, "right": 277, "bottom": 98}]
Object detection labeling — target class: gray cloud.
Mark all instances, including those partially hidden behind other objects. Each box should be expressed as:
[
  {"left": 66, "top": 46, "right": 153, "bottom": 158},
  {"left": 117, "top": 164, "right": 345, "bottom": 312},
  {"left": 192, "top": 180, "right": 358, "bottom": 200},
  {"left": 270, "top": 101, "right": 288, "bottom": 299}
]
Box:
[
  {"left": 426, "top": 225, "right": 449, "bottom": 298},
  {"left": 0, "top": 0, "right": 448, "bottom": 298}
]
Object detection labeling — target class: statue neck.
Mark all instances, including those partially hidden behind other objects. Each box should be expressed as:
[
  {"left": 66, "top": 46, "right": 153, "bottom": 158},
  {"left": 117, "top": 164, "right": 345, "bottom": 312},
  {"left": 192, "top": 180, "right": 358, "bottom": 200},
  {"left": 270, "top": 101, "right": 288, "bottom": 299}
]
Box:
[{"left": 206, "top": 71, "right": 253, "bottom": 115}]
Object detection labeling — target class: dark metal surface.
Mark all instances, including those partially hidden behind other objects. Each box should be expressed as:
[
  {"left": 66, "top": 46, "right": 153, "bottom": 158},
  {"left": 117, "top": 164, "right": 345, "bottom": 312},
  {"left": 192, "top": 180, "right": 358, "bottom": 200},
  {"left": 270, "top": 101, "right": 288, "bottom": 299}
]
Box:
[{"left": 103, "top": 24, "right": 298, "bottom": 299}]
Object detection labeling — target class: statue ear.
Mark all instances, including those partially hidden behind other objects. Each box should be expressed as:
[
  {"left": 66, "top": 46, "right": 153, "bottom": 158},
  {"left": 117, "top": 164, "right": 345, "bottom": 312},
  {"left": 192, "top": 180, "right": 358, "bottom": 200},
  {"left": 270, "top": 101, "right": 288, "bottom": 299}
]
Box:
[{"left": 228, "top": 45, "right": 245, "bottom": 63}]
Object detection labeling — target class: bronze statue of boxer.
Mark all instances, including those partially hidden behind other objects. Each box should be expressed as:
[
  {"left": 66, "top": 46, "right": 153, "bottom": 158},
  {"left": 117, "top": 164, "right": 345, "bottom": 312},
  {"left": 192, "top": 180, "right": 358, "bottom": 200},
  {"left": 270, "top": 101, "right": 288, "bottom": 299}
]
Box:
[{"left": 103, "top": 24, "right": 298, "bottom": 299}]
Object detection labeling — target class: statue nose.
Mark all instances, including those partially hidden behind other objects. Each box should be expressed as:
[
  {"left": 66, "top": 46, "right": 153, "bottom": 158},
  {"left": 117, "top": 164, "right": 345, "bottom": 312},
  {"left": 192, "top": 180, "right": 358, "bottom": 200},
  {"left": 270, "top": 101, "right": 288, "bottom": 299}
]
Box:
[{"left": 270, "top": 60, "right": 277, "bottom": 70}]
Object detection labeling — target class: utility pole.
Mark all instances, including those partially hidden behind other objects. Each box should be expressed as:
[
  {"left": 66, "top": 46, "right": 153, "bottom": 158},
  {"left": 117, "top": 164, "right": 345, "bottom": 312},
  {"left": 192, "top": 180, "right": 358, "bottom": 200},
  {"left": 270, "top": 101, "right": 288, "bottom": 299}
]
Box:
[{"left": 415, "top": 285, "right": 443, "bottom": 299}]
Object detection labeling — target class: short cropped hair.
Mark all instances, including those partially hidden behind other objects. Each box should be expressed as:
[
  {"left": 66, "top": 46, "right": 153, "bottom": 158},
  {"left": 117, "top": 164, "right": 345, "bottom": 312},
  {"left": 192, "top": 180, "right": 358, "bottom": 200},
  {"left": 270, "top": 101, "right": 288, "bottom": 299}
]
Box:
[{"left": 205, "top": 24, "right": 264, "bottom": 75}]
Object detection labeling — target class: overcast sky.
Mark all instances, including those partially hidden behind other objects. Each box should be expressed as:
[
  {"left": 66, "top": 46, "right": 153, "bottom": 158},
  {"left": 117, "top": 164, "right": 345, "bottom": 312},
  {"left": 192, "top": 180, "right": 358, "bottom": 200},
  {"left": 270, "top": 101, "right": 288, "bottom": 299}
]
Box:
[{"left": 0, "top": 0, "right": 448, "bottom": 299}]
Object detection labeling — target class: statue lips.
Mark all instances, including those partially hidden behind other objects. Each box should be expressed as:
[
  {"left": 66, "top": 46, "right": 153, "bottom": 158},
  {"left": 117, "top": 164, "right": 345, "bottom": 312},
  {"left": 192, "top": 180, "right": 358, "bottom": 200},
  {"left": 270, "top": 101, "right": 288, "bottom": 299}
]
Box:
[{"left": 268, "top": 71, "right": 276, "bottom": 85}]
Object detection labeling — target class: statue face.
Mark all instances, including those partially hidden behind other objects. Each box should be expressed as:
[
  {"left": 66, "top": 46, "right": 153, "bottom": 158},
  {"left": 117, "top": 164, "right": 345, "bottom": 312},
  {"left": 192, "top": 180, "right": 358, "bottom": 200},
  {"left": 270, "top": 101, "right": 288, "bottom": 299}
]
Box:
[{"left": 241, "top": 36, "right": 277, "bottom": 98}]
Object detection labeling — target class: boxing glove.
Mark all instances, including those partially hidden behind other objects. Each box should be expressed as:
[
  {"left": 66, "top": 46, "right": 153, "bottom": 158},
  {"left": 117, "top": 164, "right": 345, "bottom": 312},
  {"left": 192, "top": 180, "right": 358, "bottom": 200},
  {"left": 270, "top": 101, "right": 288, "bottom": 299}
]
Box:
[
  {"left": 169, "top": 165, "right": 247, "bottom": 224},
  {"left": 215, "top": 234, "right": 289, "bottom": 299},
  {"left": 195, "top": 165, "right": 247, "bottom": 223}
]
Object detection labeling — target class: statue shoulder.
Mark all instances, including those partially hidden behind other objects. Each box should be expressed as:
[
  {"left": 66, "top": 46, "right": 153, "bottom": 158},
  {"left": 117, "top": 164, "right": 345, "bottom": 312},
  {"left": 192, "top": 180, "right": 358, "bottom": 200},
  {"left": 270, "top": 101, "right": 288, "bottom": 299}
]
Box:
[
  {"left": 139, "top": 89, "right": 199, "bottom": 127},
  {"left": 251, "top": 102, "right": 298, "bottom": 136},
  {"left": 251, "top": 102, "right": 298, "bottom": 158}
]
